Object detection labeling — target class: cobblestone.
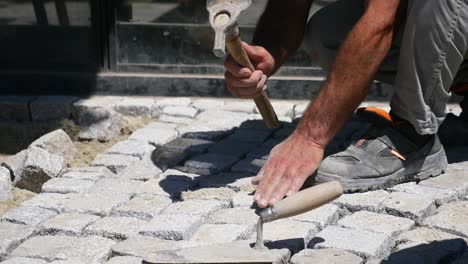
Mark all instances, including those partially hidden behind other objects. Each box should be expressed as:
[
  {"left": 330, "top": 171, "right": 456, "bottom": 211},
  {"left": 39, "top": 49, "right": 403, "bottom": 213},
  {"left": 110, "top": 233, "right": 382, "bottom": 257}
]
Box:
[
  {"left": 113, "top": 97, "right": 154, "bottom": 116},
  {"left": 190, "top": 224, "right": 252, "bottom": 244},
  {"left": 29, "top": 129, "right": 77, "bottom": 162},
  {"left": 420, "top": 171, "right": 468, "bottom": 198},
  {"left": 21, "top": 193, "right": 78, "bottom": 213},
  {"left": 85, "top": 216, "right": 147, "bottom": 240},
  {"left": 92, "top": 154, "right": 139, "bottom": 174},
  {"left": 41, "top": 178, "right": 94, "bottom": 194},
  {"left": 231, "top": 191, "right": 255, "bottom": 208},
  {"left": 290, "top": 249, "right": 363, "bottom": 264},
  {"left": 154, "top": 97, "right": 191, "bottom": 108},
  {"left": 85, "top": 178, "right": 144, "bottom": 197},
  {"left": 129, "top": 127, "right": 178, "bottom": 146},
  {"left": 2, "top": 206, "right": 57, "bottom": 226},
  {"left": 192, "top": 99, "right": 225, "bottom": 110},
  {"left": 76, "top": 108, "right": 124, "bottom": 142},
  {"left": 294, "top": 103, "right": 309, "bottom": 118},
  {"left": 196, "top": 172, "right": 250, "bottom": 190},
  {"left": 140, "top": 175, "right": 195, "bottom": 199},
  {"left": 337, "top": 211, "right": 415, "bottom": 236},
  {"left": 111, "top": 194, "right": 172, "bottom": 221},
  {"left": 62, "top": 193, "right": 130, "bottom": 217},
  {"left": 231, "top": 158, "right": 266, "bottom": 174},
  {"left": 61, "top": 167, "right": 115, "bottom": 181},
  {"left": 105, "top": 256, "right": 143, "bottom": 264},
  {"left": 208, "top": 139, "right": 256, "bottom": 158},
  {"left": 181, "top": 187, "right": 235, "bottom": 202},
  {"left": 139, "top": 213, "right": 204, "bottom": 240},
  {"left": 0, "top": 222, "right": 35, "bottom": 260},
  {"left": 162, "top": 199, "right": 227, "bottom": 216},
  {"left": 164, "top": 138, "right": 214, "bottom": 154},
  {"left": 382, "top": 192, "right": 436, "bottom": 222},
  {"left": 220, "top": 101, "right": 256, "bottom": 113},
  {"left": 389, "top": 182, "right": 459, "bottom": 206},
  {"left": 150, "top": 147, "right": 191, "bottom": 171},
  {"left": 208, "top": 208, "right": 258, "bottom": 226},
  {"left": 0, "top": 257, "right": 47, "bottom": 264},
  {"left": 162, "top": 106, "right": 199, "bottom": 118},
  {"left": 1, "top": 150, "right": 27, "bottom": 185},
  {"left": 333, "top": 190, "right": 390, "bottom": 212},
  {"left": 0, "top": 167, "right": 12, "bottom": 202},
  {"left": 39, "top": 213, "right": 100, "bottom": 236},
  {"left": 11, "top": 235, "right": 115, "bottom": 263},
  {"left": 184, "top": 153, "right": 239, "bottom": 174},
  {"left": 106, "top": 139, "right": 155, "bottom": 159},
  {"left": 270, "top": 101, "right": 295, "bottom": 118},
  {"left": 111, "top": 236, "right": 196, "bottom": 258},
  {"left": 159, "top": 115, "right": 194, "bottom": 125},
  {"left": 229, "top": 129, "right": 273, "bottom": 143},
  {"left": 311, "top": 226, "right": 391, "bottom": 259},
  {"left": 118, "top": 153, "right": 163, "bottom": 181},
  {"left": 291, "top": 204, "right": 341, "bottom": 229},
  {"left": 423, "top": 201, "right": 468, "bottom": 238}
]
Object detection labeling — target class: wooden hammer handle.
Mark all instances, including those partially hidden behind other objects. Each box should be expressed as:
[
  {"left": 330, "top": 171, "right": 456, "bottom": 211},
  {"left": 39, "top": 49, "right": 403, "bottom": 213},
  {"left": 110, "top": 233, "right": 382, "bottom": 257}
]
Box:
[{"left": 226, "top": 35, "right": 279, "bottom": 129}]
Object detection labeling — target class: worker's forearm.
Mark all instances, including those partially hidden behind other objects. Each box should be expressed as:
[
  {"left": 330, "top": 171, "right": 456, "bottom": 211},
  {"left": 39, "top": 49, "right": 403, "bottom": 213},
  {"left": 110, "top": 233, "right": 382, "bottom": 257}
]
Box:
[
  {"left": 252, "top": 0, "right": 314, "bottom": 75},
  {"left": 296, "top": 2, "right": 399, "bottom": 147}
]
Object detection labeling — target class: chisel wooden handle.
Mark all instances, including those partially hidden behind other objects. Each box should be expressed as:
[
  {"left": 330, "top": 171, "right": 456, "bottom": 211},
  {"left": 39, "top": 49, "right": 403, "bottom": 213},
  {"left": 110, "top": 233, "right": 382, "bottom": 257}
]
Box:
[
  {"left": 260, "top": 181, "right": 343, "bottom": 222},
  {"left": 226, "top": 35, "right": 279, "bottom": 129}
]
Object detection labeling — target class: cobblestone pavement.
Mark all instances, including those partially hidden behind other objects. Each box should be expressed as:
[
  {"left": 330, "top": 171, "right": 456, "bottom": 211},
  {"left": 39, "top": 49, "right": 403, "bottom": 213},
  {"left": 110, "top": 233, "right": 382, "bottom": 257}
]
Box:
[{"left": 1, "top": 97, "right": 467, "bottom": 264}]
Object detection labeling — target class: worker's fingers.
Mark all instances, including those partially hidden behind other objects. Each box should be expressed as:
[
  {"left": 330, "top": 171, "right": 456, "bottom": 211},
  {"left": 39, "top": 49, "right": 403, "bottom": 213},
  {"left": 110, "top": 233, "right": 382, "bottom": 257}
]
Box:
[
  {"left": 268, "top": 174, "right": 294, "bottom": 206},
  {"left": 255, "top": 157, "right": 286, "bottom": 208},
  {"left": 224, "top": 55, "right": 252, "bottom": 78},
  {"left": 286, "top": 166, "right": 311, "bottom": 196},
  {"left": 252, "top": 165, "right": 266, "bottom": 185},
  {"left": 227, "top": 70, "right": 263, "bottom": 88},
  {"left": 242, "top": 42, "right": 271, "bottom": 63},
  {"left": 237, "top": 75, "right": 267, "bottom": 97}
]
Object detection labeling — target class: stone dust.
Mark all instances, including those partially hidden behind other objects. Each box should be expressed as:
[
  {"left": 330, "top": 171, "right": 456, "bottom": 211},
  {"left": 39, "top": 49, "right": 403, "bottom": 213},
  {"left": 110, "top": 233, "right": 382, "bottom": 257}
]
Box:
[{"left": 0, "top": 188, "right": 36, "bottom": 217}]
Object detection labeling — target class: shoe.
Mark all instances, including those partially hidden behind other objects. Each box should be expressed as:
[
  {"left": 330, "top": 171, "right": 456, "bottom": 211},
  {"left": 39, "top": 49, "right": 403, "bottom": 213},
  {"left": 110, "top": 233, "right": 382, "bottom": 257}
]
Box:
[{"left": 316, "top": 107, "right": 448, "bottom": 192}]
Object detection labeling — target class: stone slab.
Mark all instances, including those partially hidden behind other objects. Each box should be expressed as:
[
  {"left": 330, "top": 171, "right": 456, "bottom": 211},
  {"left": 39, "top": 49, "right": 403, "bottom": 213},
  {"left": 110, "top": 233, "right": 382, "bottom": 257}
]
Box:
[
  {"left": 0, "top": 222, "right": 35, "bottom": 259},
  {"left": 118, "top": 153, "right": 163, "bottom": 181},
  {"left": 389, "top": 182, "right": 459, "bottom": 206},
  {"left": 85, "top": 216, "right": 147, "bottom": 240},
  {"left": 39, "top": 213, "right": 100, "bottom": 236},
  {"left": 159, "top": 115, "right": 194, "bottom": 125},
  {"left": 208, "top": 208, "right": 259, "bottom": 226},
  {"left": 77, "top": 108, "right": 124, "bottom": 142},
  {"left": 85, "top": 178, "right": 144, "bottom": 197},
  {"left": 2, "top": 206, "right": 57, "bottom": 226},
  {"left": 382, "top": 192, "right": 436, "bottom": 222},
  {"left": 29, "top": 129, "right": 77, "bottom": 162},
  {"left": 162, "top": 200, "right": 227, "bottom": 216},
  {"left": 139, "top": 213, "right": 204, "bottom": 241},
  {"left": 190, "top": 224, "right": 252, "bottom": 244},
  {"left": 154, "top": 97, "right": 191, "bottom": 108},
  {"left": 41, "top": 178, "right": 94, "bottom": 194},
  {"left": 181, "top": 187, "right": 235, "bottom": 202},
  {"left": 420, "top": 171, "right": 468, "bottom": 198},
  {"left": 61, "top": 167, "right": 115, "bottom": 181},
  {"left": 129, "top": 127, "right": 178, "bottom": 146},
  {"left": 0, "top": 167, "right": 12, "bottom": 202},
  {"left": 113, "top": 97, "right": 154, "bottom": 116},
  {"left": 423, "top": 201, "right": 468, "bottom": 238},
  {"left": 21, "top": 193, "right": 78, "bottom": 213},
  {"left": 92, "top": 154, "right": 139, "bottom": 174},
  {"left": 0, "top": 257, "right": 47, "bottom": 264},
  {"left": 163, "top": 138, "right": 214, "bottom": 154},
  {"left": 12, "top": 235, "right": 115, "bottom": 263},
  {"left": 111, "top": 236, "right": 196, "bottom": 258},
  {"left": 161, "top": 106, "right": 198, "bottom": 118},
  {"left": 311, "top": 226, "right": 391, "bottom": 259},
  {"left": 106, "top": 140, "right": 155, "bottom": 159},
  {"left": 231, "top": 191, "right": 255, "bottom": 208},
  {"left": 228, "top": 129, "right": 273, "bottom": 143},
  {"left": 196, "top": 172, "right": 251, "bottom": 190},
  {"left": 139, "top": 176, "right": 196, "bottom": 200},
  {"left": 231, "top": 158, "right": 266, "bottom": 174},
  {"left": 220, "top": 101, "right": 256, "bottom": 113},
  {"left": 208, "top": 139, "right": 257, "bottom": 158},
  {"left": 184, "top": 153, "right": 239, "bottom": 174},
  {"left": 112, "top": 194, "right": 172, "bottom": 221},
  {"left": 192, "top": 99, "right": 225, "bottom": 110},
  {"left": 291, "top": 204, "right": 341, "bottom": 229},
  {"left": 1, "top": 150, "right": 27, "bottom": 185},
  {"left": 62, "top": 193, "right": 130, "bottom": 217},
  {"left": 338, "top": 211, "right": 415, "bottom": 236},
  {"left": 290, "top": 249, "right": 363, "bottom": 264},
  {"left": 333, "top": 190, "right": 390, "bottom": 212},
  {"left": 105, "top": 256, "right": 143, "bottom": 264},
  {"left": 150, "top": 148, "right": 191, "bottom": 171}
]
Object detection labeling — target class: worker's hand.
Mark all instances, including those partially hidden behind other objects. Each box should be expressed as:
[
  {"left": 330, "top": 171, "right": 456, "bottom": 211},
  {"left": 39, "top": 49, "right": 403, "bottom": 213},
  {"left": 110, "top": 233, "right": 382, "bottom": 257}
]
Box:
[
  {"left": 224, "top": 42, "right": 275, "bottom": 99},
  {"left": 252, "top": 131, "right": 324, "bottom": 208}
]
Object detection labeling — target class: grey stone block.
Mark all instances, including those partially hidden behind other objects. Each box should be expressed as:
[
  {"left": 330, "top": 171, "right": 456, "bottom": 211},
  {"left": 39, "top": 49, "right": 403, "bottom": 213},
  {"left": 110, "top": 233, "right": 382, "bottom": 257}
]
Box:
[
  {"left": 0, "top": 222, "right": 35, "bottom": 259},
  {"left": 29, "top": 129, "right": 77, "bottom": 162},
  {"left": 154, "top": 97, "right": 191, "bottom": 108},
  {"left": 0, "top": 96, "right": 34, "bottom": 121},
  {"left": 139, "top": 213, "right": 204, "bottom": 240},
  {"left": 184, "top": 153, "right": 239, "bottom": 174},
  {"left": 0, "top": 257, "right": 47, "bottom": 264},
  {"left": 106, "top": 139, "right": 155, "bottom": 159},
  {"left": 139, "top": 176, "right": 196, "bottom": 200},
  {"left": 41, "top": 178, "right": 94, "bottom": 194},
  {"left": 247, "top": 139, "right": 280, "bottom": 159},
  {"left": 161, "top": 106, "right": 199, "bottom": 118},
  {"left": 208, "top": 208, "right": 259, "bottom": 226},
  {"left": 226, "top": 175, "right": 256, "bottom": 192},
  {"left": 77, "top": 108, "right": 124, "bottom": 142},
  {"left": 190, "top": 224, "right": 252, "bottom": 244},
  {"left": 144, "top": 122, "right": 178, "bottom": 130},
  {"left": 423, "top": 201, "right": 468, "bottom": 238},
  {"left": 12, "top": 235, "right": 115, "bottom": 263},
  {"left": 294, "top": 103, "right": 309, "bottom": 118},
  {"left": 383, "top": 192, "right": 436, "bottom": 222},
  {"left": 105, "top": 256, "right": 143, "bottom": 264},
  {"left": 0, "top": 167, "right": 12, "bottom": 202},
  {"left": 178, "top": 124, "right": 234, "bottom": 140},
  {"left": 62, "top": 193, "right": 130, "bottom": 217},
  {"left": 311, "top": 226, "right": 392, "bottom": 259},
  {"left": 229, "top": 129, "right": 273, "bottom": 143},
  {"left": 129, "top": 127, "right": 178, "bottom": 146},
  {"left": 85, "top": 178, "right": 144, "bottom": 197},
  {"left": 420, "top": 171, "right": 468, "bottom": 198},
  {"left": 181, "top": 187, "right": 235, "bottom": 202},
  {"left": 150, "top": 147, "right": 191, "bottom": 171},
  {"left": 39, "top": 213, "right": 100, "bottom": 236},
  {"left": 119, "top": 153, "right": 163, "bottom": 181},
  {"left": 2, "top": 206, "right": 57, "bottom": 226},
  {"left": 85, "top": 216, "right": 147, "bottom": 240},
  {"left": 196, "top": 172, "right": 250, "bottom": 189},
  {"left": 220, "top": 101, "right": 256, "bottom": 113},
  {"left": 389, "top": 182, "right": 459, "bottom": 206},
  {"left": 333, "top": 190, "right": 390, "bottom": 212},
  {"left": 143, "top": 241, "right": 290, "bottom": 264},
  {"left": 112, "top": 194, "right": 172, "bottom": 221},
  {"left": 61, "top": 166, "right": 115, "bottom": 181},
  {"left": 1, "top": 150, "right": 27, "bottom": 185},
  {"left": 290, "top": 249, "right": 363, "bottom": 264},
  {"left": 291, "top": 204, "right": 341, "bottom": 229},
  {"left": 208, "top": 139, "right": 256, "bottom": 158},
  {"left": 231, "top": 158, "right": 266, "bottom": 174},
  {"left": 30, "top": 96, "right": 77, "bottom": 122},
  {"left": 18, "top": 146, "right": 65, "bottom": 193},
  {"left": 338, "top": 211, "right": 415, "bottom": 236},
  {"left": 111, "top": 236, "right": 196, "bottom": 258},
  {"left": 163, "top": 200, "right": 227, "bottom": 216},
  {"left": 231, "top": 191, "right": 255, "bottom": 208},
  {"left": 113, "top": 97, "right": 154, "bottom": 116},
  {"left": 92, "top": 154, "right": 139, "bottom": 174},
  {"left": 159, "top": 115, "right": 194, "bottom": 125},
  {"left": 21, "top": 193, "right": 77, "bottom": 213},
  {"left": 164, "top": 138, "right": 214, "bottom": 154},
  {"left": 192, "top": 99, "right": 225, "bottom": 110}
]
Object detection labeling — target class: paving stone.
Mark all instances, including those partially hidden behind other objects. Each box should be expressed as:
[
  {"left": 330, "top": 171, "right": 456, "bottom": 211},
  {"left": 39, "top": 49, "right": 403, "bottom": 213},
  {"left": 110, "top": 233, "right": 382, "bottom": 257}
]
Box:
[
  {"left": 226, "top": 175, "right": 256, "bottom": 192},
  {"left": 192, "top": 99, "right": 225, "bottom": 110},
  {"left": 389, "top": 182, "right": 459, "bottom": 206},
  {"left": 163, "top": 199, "right": 228, "bottom": 216},
  {"left": 383, "top": 192, "right": 436, "bottom": 222},
  {"left": 184, "top": 153, "right": 239, "bottom": 174},
  {"left": 196, "top": 172, "right": 251, "bottom": 190},
  {"left": 154, "top": 97, "right": 191, "bottom": 108},
  {"left": 106, "top": 139, "right": 155, "bottom": 159},
  {"left": 0, "top": 167, "right": 12, "bottom": 202},
  {"left": 0, "top": 222, "right": 35, "bottom": 259},
  {"left": 0, "top": 96, "right": 33, "bottom": 121},
  {"left": 62, "top": 193, "right": 130, "bottom": 217},
  {"left": 229, "top": 129, "right": 273, "bottom": 143},
  {"left": 144, "top": 122, "right": 178, "bottom": 130},
  {"left": 311, "top": 226, "right": 391, "bottom": 259},
  {"left": 290, "top": 249, "right": 363, "bottom": 264},
  {"left": 18, "top": 146, "right": 65, "bottom": 193},
  {"left": 231, "top": 158, "right": 266, "bottom": 174},
  {"left": 105, "top": 256, "right": 143, "bottom": 264},
  {"left": 111, "top": 236, "right": 196, "bottom": 257},
  {"left": 231, "top": 191, "right": 255, "bottom": 208},
  {"left": 85, "top": 216, "right": 147, "bottom": 240},
  {"left": 21, "top": 193, "right": 78, "bottom": 213},
  {"left": 269, "top": 101, "right": 295, "bottom": 118},
  {"left": 190, "top": 224, "right": 252, "bottom": 244},
  {"left": 420, "top": 171, "right": 468, "bottom": 198},
  {"left": 92, "top": 154, "right": 139, "bottom": 174},
  {"left": 49, "top": 258, "right": 91, "bottom": 264},
  {"left": 113, "top": 97, "right": 154, "bottom": 116},
  {"left": 208, "top": 208, "right": 259, "bottom": 226},
  {"left": 161, "top": 106, "right": 199, "bottom": 118},
  {"left": 41, "top": 178, "right": 94, "bottom": 194},
  {"left": 208, "top": 139, "right": 257, "bottom": 158},
  {"left": 221, "top": 101, "right": 256, "bottom": 113},
  {"left": 77, "top": 108, "right": 124, "bottom": 142},
  {"left": 452, "top": 251, "right": 468, "bottom": 264},
  {"left": 159, "top": 115, "right": 194, "bottom": 125},
  {"left": 39, "top": 213, "right": 100, "bottom": 236},
  {"left": 181, "top": 187, "right": 235, "bottom": 202},
  {"left": 85, "top": 178, "right": 144, "bottom": 197},
  {"left": 423, "top": 201, "right": 468, "bottom": 238},
  {"left": 247, "top": 139, "right": 280, "bottom": 159},
  {"left": 139, "top": 213, "right": 205, "bottom": 240},
  {"left": 338, "top": 211, "right": 415, "bottom": 236},
  {"left": 333, "top": 190, "right": 390, "bottom": 212},
  {"left": 12, "top": 235, "right": 115, "bottom": 263},
  {"left": 393, "top": 227, "right": 467, "bottom": 263},
  {"left": 0, "top": 257, "right": 47, "bottom": 264},
  {"left": 140, "top": 176, "right": 196, "bottom": 199},
  {"left": 61, "top": 167, "right": 115, "bottom": 181},
  {"left": 112, "top": 194, "right": 172, "bottom": 221},
  {"left": 143, "top": 241, "right": 290, "bottom": 264},
  {"left": 150, "top": 148, "right": 191, "bottom": 171},
  {"left": 294, "top": 103, "right": 309, "bottom": 118},
  {"left": 258, "top": 219, "right": 319, "bottom": 253},
  {"left": 194, "top": 110, "right": 252, "bottom": 130},
  {"left": 118, "top": 153, "right": 163, "bottom": 181},
  {"left": 129, "top": 127, "right": 178, "bottom": 146},
  {"left": 163, "top": 138, "right": 215, "bottom": 154},
  {"left": 1, "top": 150, "right": 27, "bottom": 185},
  {"left": 2, "top": 206, "right": 57, "bottom": 226},
  {"left": 29, "top": 129, "right": 77, "bottom": 162},
  {"left": 178, "top": 123, "right": 234, "bottom": 140},
  {"left": 291, "top": 204, "right": 341, "bottom": 229}
]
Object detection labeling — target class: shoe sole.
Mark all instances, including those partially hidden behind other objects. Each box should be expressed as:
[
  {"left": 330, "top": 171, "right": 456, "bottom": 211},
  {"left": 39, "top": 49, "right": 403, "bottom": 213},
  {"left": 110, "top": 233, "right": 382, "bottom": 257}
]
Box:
[{"left": 315, "top": 146, "right": 448, "bottom": 193}]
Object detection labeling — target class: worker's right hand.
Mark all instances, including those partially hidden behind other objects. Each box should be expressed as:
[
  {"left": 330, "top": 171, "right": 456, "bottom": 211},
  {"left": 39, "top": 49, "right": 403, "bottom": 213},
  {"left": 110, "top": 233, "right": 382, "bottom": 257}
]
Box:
[{"left": 224, "top": 42, "right": 275, "bottom": 99}]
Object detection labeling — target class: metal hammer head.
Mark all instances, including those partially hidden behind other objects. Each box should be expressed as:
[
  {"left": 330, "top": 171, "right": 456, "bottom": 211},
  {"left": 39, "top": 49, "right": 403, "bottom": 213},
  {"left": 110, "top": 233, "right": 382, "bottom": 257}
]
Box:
[{"left": 206, "top": 0, "right": 252, "bottom": 57}]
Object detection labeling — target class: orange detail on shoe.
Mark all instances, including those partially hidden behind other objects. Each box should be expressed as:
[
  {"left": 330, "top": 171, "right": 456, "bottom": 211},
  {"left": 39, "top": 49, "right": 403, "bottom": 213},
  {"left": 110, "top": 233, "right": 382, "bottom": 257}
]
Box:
[
  {"left": 452, "top": 83, "right": 468, "bottom": 94},
  {"left": 390, "top": 149, "right": 406, "bottom": 161},
  {"left": 357, "top": 107, "right": 394, "bottom": 123}
]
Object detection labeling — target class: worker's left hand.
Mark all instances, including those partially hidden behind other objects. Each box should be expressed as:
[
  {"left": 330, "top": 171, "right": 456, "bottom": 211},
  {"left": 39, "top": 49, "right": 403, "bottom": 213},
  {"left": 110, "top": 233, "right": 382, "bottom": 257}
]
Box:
[{"left": 252, "top": 131, "right": 324, "bottom": 208}]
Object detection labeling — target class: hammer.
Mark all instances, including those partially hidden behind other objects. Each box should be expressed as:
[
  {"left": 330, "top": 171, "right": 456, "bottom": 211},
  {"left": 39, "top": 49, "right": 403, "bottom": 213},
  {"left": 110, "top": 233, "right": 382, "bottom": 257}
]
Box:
[{"left": 206, "top": 0, "right": 279, "bottom": 129}]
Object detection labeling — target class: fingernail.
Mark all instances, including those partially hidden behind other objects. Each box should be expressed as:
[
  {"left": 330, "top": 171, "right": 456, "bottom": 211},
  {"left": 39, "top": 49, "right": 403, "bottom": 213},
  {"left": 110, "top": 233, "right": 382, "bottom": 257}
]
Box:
[
  {"left": 259, "top": 198, "right": 267, "bottom": 207},
  {"left": 254, "top": 194, "right": 261, "bottom": 201}
]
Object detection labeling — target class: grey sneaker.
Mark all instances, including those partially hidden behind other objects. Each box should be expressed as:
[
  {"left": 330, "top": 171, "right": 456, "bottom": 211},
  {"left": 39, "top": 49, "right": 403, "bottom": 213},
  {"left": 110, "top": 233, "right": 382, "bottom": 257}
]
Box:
[{"left": 316, "top": 108, "right": 448, "bottom": 192}]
